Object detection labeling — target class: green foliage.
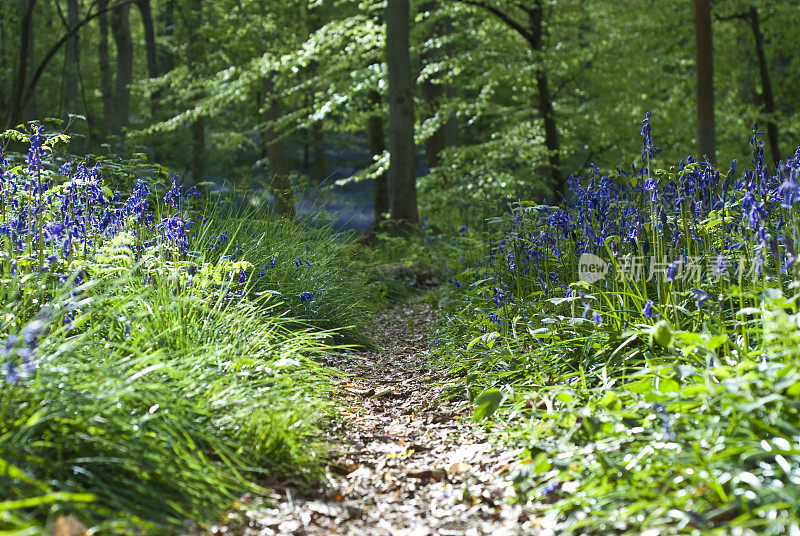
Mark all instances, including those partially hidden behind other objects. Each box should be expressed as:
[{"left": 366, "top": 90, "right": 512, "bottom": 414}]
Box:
[
  {"left": 431, "top": 125, "right": 800, "bottom": 533},
  {"left": 0, "top": 136, "right": 379, "bottom": 532}
]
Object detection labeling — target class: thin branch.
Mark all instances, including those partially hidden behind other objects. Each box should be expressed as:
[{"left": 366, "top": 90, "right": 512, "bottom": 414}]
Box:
[{"left": 455, "top": 0, "right": 534, "bottom": 44}]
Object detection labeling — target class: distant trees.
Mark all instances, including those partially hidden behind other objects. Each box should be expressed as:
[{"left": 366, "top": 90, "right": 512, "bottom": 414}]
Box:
[{"left": 2, "top": 0, "right": 799, "bottom": 225}]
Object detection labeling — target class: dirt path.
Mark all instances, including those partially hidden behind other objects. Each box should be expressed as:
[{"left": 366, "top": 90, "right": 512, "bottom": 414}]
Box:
[{"left": 210, "top": 299, "right": 540, "bottom": 535}]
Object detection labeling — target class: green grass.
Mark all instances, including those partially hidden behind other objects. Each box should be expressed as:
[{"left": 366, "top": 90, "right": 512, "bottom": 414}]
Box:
[
  {"left": 0, "top": 134, "right": 380, "bottom": 533},
  {"left": 430, "top": 139, "right": 800, "bottom": 534}
]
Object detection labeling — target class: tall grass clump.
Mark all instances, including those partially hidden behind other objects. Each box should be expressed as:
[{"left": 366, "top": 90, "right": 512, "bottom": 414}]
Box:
[
  {"left": 435, "top": 116, "right": 800, "bottom": 534},
  {"left": 0, "top": 127, "right": 370, "bottom": 533}
]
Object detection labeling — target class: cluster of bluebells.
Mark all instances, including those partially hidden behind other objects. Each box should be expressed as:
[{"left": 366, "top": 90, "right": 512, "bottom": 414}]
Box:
[
  {"left": 1, "top": 130, "right": 210, "bottom": 382},
  {"left": 1, "top": 313, "right": 50, "bottom": 385},
  {"left": 0, "top": 129, "right": 204, "bottom": 274},
  {"left": 451, "top": 114, "right": 800, "bottom": 330}
]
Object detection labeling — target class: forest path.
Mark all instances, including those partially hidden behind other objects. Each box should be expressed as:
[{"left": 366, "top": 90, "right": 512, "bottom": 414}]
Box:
[{"left": 213, "top": 298, "right": 541, "bottom": 536}]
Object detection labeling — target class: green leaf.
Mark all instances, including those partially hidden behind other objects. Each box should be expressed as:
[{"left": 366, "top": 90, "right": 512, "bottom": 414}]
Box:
[{"left": 473, "top": 388, "right": 504, "bottom": 420}]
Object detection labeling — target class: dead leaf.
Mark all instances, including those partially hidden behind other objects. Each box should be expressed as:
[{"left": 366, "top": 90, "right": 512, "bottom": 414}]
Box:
[
  {"left": 48, "top": 515, "right": 87, "bottom": 536},
  {"left": 407, "top": 468, "right": 447, "bottom": 481},
  {"left": 447, "top": 461, "right": 472, "bottom": 476},
  {"left": 343, "top": 387, "right": 374, "bottom": 397},
  {"left": 372, "top": 387, "right": 395, "bottom": 398}
]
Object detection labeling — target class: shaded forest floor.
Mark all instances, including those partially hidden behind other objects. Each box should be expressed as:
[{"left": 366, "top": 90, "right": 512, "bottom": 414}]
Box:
[{"left": 200, "top": 297, "right": 547, "bottom": 536}]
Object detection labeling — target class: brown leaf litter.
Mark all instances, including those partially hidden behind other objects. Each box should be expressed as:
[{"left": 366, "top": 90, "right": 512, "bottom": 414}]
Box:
[{"left": 198, "top": 298, "right": 554, "bottom": 536}]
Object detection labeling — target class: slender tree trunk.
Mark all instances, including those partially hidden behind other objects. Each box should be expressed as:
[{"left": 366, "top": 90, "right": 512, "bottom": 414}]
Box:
[
  {"left": 136, "top": 0, "right": 159, "bottom": 118},
  {"left": 302, "top": 94, "right": 311, "bottom": 169},
  {"left": 191, "top": 118, "right": 205, "bottom": 181},
  {"left": 748, "top": 7, "right": 780, "bottom": 166},
  {"left": 420, "top": 4, "right": 456, "bottom": 170},
  {"left": 312, "top": 120, "right": 327, "bottom": 182},
  {"left": 527, "top": 2, "right": 562, "bottom": 197},
  {"left": 368, "top": 90, "right": 389, "bottom": 219},
  {"left": 98, "top": 0, "right": 112, "bottom": 136},
  {"left": 694, "top": 0, "right": 716, "bottom": 164},
  {"left": 63, "top": 0, "right": 80, "bottom": 116},
  {"left": 5, "top": 0, "right": 36, "bottom": 127},
  {"left": 386, "top": 0, "right": 418, "bottom": 224},
  {"left": 111, "top": 2, "right": 133, "bottom": 135},
  {"left": 158, "top": 0, "right": 174, "bottom": 73},
  {"left": 137, "top": 0, "right": 158, "bottom": 79},
  {"left": 3, "top": 0, "right": 130, "bottom": 129},
  {"left": 22, "top": 0, "right": 38, "bottom": 121},
  {"left": 186, "top": 0, "right": 204, "bottom": 181},
  {"left": 0, "top": 3, "right": 7, "bottom": 98},
  {"left": 263, "top": 76, "right": 296, "bottom": 218}
]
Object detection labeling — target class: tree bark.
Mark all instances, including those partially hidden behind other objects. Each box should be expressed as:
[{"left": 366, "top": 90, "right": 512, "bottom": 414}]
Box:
[
  {"left": 136, "top": 0, "right": 158, "bottom": 79},
  {"left": 191, "top": 117, "right": 205, "bottom": 181},
  {"left": 111, "top": 2, "right": 133, "bottom": 135},
  {"left": 6, "top": 0, "right": 36, "bottom": 127},
  {"left": 263, "top": 76, "right": 296, "bottom": 218},
  {"left": 312, "top": 120, "right": 327, "bottom": 182},
  {"left": 63, "top": 0, "right": 80, "bottom": 116},
  {"left": 386, "top": 0, "right": 419, "bottom": 225},
  {"left": 368, "top": 90, "right": 389, "bottom": 219},
  {"left": 694, "top": 0, "right": 716, "bottom": 164},
  {"left": 186, "top": 0, "right": 204, "bottom": 181},
  {"left": 748, "top": 7, "right": 780, "bottom": 166},
  {"left": 158, "top": 0, "right": 175, "bottom": 73},
  {"left": 98, "top": 0, "right": 112, "bottom": 135},
  {"left": 527, "top": 2, "right": 562, "bottom": 197}
]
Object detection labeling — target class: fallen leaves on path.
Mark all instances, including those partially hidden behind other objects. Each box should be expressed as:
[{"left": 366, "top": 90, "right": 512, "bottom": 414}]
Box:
[{"left": 201, "top": 299, "right": 551, "bottom": 536}]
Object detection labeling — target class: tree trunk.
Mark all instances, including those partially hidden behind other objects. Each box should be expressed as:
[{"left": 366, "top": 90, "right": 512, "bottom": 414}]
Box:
[
  {"left": 386, "top": 0, "right": 419, "bottom": 224},
  {"left": 368, "top": 90, "right": 389, "bottom": 219},
  {"left": 420, "top": 5, "right": 456, "bottom": 170},
  {"left": 191, "top": 117, "right": 205, "bottom": 181},
  {"left": 748, "top": 7, "right": 780, "bottom": 166},
  {"left": 694, "top": 0, "right": 716, "bottom": 164},
  {"left": 136, "top": 0, "right": 158, "bottom": 79},
  {"left": 302, "top": 94, "right": 311, "bottom": 169},
  {"left": 111, "top": 2, "right": 133, "bottom": 135},
  {"left": 263, "top": 76, "right": 296, "bottom": 218},
  {"left": 4, "top": 0, "right": 36, "bottom": 127},
  {"left": 63, "top": 0, "right": 80, "bottom": 116},
  {"left": 312, "top": 120, "right": 327, "bottom": 182},
  {"left": 186, "top": 0, "right": 204, "bottom": 181},
  {"left": 158, "top": 0, "right": 175, "bottom": 73},
  {"left": 136, "top": 0, "right": 159, "bottom": 116},
  {"left": 527, "top": 2, "right": 562, "bottom": 197},
  {"left": 0, "top": 3, "right": 7, "bottom": 98},
  {"left": 98, "top": 0, "right": 112, "bottom": 135}
]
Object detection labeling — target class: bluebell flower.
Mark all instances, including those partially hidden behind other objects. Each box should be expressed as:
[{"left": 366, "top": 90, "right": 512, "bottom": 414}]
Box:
[
  {"left": 165, "top": 176, "right": 182, "bottom": 208},
  {"left": 691, "top": 288, "right": 709, "bottom": 307},
  {"left": 299, "top": 291, "right": 314, "bottom": 302},
  {"left": 5, "top": 362, "right": 20, "bottom": 385},
  {"left": 542, "top": 481, "right": 559, "bottom": 495},
  {"left": 642, "top": 299, "right": 655, "bottom": 319},
  {"left": 666, "top": 261, "right": 680, "bottom": 282}
]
